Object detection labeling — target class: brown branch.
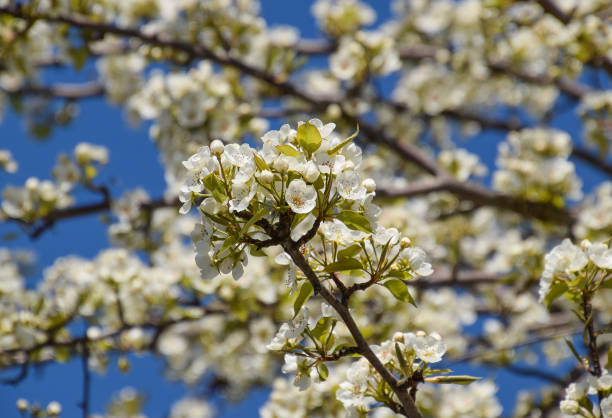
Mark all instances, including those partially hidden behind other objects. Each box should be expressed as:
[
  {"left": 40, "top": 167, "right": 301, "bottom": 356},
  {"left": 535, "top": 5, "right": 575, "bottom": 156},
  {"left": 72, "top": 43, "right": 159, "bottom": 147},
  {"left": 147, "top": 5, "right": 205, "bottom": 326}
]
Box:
[
  {"left": 447, "top": 324, "right": 580, "bottom": 365},
  {"left": 5, "top": 197, "right": 178, "bottom": 239},
  {"left": 377, "top": 178, "right": 575, "bottom": 225},
  {"left": 412, "top": 270, "right": 502, "bottom": 288},
  {"left": 571, "top": 147, "right": 612, "bottom": 178},
  {"left": 283, "top": 244, "right": 422, "bottom": 418},
  {"left": 79, "top": 341, "right": 90, "bottom": 418},
  {"left": 3, "top": 81, "right": 105, "bottom": 100},
  {"left": 534, "top": 0, "right": 574, "bottom": 24},
  {"left": 0, "top": 5, "right": 445, "bottom": 179},
  {"left": 381, "top": 98, "right": 525, "bottom": 131},
  {"left": 487, "top": 60, "right": 589, "bottom": 100},
  {"left": 0, "top": 305, "right": 228, "bottom": 362},
  {"left": 582, "top": 296, "right": 602, "bottom": 378},
  {"left": 353, "top": 119, "right": 442, "bottom": 176},
  {"left": 3, "top": 4, "right": 602, "bottom": 230}
]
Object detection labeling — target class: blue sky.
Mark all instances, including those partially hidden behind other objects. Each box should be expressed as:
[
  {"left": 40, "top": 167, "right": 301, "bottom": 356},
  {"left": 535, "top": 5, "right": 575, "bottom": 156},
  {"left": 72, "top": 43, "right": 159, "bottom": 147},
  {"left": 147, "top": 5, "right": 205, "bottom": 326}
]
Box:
[{"left": 0, "top": 1, "right": 605, "bottom": 416}]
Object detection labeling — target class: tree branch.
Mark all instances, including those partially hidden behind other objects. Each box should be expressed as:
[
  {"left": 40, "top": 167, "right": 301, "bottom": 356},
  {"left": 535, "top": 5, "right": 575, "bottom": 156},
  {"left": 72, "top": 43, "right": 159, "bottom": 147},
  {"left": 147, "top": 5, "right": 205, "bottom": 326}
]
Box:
[
  {"left": 377, "top": 178, "right": 575, "bottom": 225},
  {"left": 5, "top": 197, "right": 178, "bottom": 239},
  {"left": 283, "top": 243, "right": 422, "bottom": 418},
  {"left": 2, "top": 81, "right": 104, "bottom": 100}
]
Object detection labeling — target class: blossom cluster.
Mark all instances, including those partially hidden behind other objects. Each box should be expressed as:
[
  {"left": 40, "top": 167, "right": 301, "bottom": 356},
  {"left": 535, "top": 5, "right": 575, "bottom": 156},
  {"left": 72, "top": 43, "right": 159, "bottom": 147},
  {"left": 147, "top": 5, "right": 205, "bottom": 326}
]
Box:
[
  {"left": 559, "top": 376, "right": 612, "bottom": 417},
  {"left": 335, "top": 331, "right": 448, "bottom": 415},
  {"left": 0, "top": 142, "right": 108, "bottom": 223},
  {"left": 538, "top": 238, "right": 612, "bottom": 306},
  {"left": 494, "top": 128, "right": 582, "bottom": 204},
  {"left": 180, "top": 120, "right": 433, "bottom": 287}
]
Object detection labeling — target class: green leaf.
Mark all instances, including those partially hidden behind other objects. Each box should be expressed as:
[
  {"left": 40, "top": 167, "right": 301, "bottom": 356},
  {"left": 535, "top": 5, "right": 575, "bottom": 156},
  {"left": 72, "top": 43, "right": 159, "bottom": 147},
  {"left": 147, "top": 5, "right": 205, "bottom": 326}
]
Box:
[
  {"left": 249, "top": 246, "right": 267, "bottom": 257},
  {"left": 382, "top": 279, "right": 417, "bottom": 307},
  {"left": 313, "top": 175, "right": 325, "bottom": 190},
  {"left": 335, "top": 210, "right": 372, "bottom": 233},
  {"left": 253, "top": 153, "right": 269, "bottom": 171},
  {"left": 387, "top": 269, "right": 413, "bottom": 280},
  {"left": 565, "top": 338, "right": 584, "bottom": 366},
  {"left": 241, "top": 208, "right": 266, "bottom": 234},
  {"left": 600, "top": 277, "right": 612, "bottom": 289},
  {"left": 217, "top": 236, "right": 237, "bottom": 257},
  {"left": 297, "top": 122, "right": 322, "bottom": 154},
  {"left": 55, "top": 347, "right": 71, "bottom": 363},
  {"left": 425, "top": 375, "right": 480, "bottom": 385},
  {"left": 395, "top": 343, "right": 408, "bottom": 372},
  {"left": 204, "top": 212, "right": 230, "bottom": 226},
  {"left": 203, "top": 173, "right": 227, "bottom": 203},
  {"left": 608, "top": 345, "right": 612, "bottom": 371},
  {"left": 293, "top": 281, "right": 314, "bottom": 318},
  {"left": 332, "top": 343, "right": 358, "bottom": 356},
  {"left": 423, "top": 368, "right": 452, "bottom": 376},
  {"left": 323, "top": 258, "right": 363, "bottom": 272},
  {"left": 337, "top": 244, "right": 362, "bottom": 260},
  {"left": 68, "top": 46, "right": 89, "bottom": 70},
  {"left": 317, "top": 362, "right": 329, "bottom": 381},
  {"left": 311, "top": 317, "right": 333, "bottom": 342},
  {"left": 276, "top": 144, "right": 301, "bottom": 157},
  {"left": 327, "top": 125, "right": 359, "bottom": 156},
  {"left": 544, "top": 280, "right": 568, "bottom": 308}
]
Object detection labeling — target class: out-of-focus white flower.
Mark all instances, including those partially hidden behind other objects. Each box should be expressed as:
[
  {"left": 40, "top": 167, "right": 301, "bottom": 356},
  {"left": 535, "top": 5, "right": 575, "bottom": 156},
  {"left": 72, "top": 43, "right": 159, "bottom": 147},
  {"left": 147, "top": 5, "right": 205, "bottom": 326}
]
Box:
[
  {"left": 0, "top": 150, "right": 18, "bottom": 173},
  {"left": 170, "top": 398, "right": 214, "bottom": 418}
]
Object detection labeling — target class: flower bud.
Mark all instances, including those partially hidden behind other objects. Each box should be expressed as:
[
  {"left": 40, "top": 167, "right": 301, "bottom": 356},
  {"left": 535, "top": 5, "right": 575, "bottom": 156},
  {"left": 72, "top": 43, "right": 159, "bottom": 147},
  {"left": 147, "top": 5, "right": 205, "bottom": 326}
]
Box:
[
  {"left": 86, "top": 326, "right": 101, "bottom": 340},
  {"left": 400, "top": 237, "right": 412, "bottom": 248},
  {"left": 16, "top": 399, "right": 28, "bottom": 412},
  {"left": 392, "top": 332, "right": 404, "bottom": 342},
  {"left": 118, "top": 355, "right": 131, "bottom": 373},
  {"left": 274, "top": 158, "right": 289, "bottom": 173},
  {"left": 362, "top": 178, "right": 376, "bottom": 193},
  {"left": 559, "top": 400, "right": 580, "bottom": 415},
  {"left": 46, "top": 401, "right": 61, "bottom": 416},
  {"left": 210, "top": 139, "right": 225, "bottom": 155},
  {"left": 304, "top": 163, "right": 320, "bottom": 183},
  {"left": 200, "top": 197, "right": 220, "bottom": 214},
  {"left": 326, "top": 103, "right": 342, "bottom": 119},
  {"left": 260, "top": 170, "right": 274, "bottom": 184}
]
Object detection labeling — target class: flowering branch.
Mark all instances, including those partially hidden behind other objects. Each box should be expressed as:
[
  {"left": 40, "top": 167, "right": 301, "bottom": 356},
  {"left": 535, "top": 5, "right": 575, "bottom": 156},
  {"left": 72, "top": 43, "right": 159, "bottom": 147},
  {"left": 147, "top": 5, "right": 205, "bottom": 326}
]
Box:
[{"left": 282, "top": 244, "right": 422, "bottom": 418}]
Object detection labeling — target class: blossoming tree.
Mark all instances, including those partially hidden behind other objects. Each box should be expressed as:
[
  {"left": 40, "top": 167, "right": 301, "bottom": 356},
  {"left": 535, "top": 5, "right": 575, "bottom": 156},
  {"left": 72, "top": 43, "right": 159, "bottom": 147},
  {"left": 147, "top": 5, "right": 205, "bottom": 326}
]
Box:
[{"left": 1, "top": 0, "right": 612, "bottom": 417}]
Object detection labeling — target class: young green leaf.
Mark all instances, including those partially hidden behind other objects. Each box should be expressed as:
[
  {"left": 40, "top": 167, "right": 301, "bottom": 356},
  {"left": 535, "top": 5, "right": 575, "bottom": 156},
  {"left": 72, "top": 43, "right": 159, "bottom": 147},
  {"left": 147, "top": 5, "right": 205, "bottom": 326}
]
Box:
[
  {"left": 335, "top": 210, "right": 372, "bottom": 233},
  {"left": 544, "top": 280, "right": 568, "bottom": 308},
  {"left": 241, "top": 208, "right": 266, "bottom": 234},
  {"left": 311, "top": 317, "right": 333, "bottom": 343},
  {"left": 395, "top": 343, "right": 408, "bottom": 372},
  {"left": 276, "top": 144, "right": 301, "bottom": 157},
  {"left": 317, "top": 362, "right": 329, "bottom": 381},
  {"left": 294, "top": 281, "right": 314, "bottom": 318},
  {"left": 337, "top": 244, "right": 362, "bottom": 260},
  {"left": 253, "top": 153, "right": 269, "bottom": 171},
  {"left": 203, "top": 173, "right": 227, "bottom": 203},
  {"left": 382, "top": 279, "right": 417, "bottom": 307},
  {"left": 323, "top": 258, "right": 363, "bottom": 272},
  {"left": 297, "top": 122, "right": 322, "bottom": 154},
  {"left": 424, "top": 375, "right": 480, "bottom": 385},
  {"left": 327, "top": 125, "right": 359, "bottom": 156},
  {"left": 565, "top": 338, "right": 584, "bottom": 366}
]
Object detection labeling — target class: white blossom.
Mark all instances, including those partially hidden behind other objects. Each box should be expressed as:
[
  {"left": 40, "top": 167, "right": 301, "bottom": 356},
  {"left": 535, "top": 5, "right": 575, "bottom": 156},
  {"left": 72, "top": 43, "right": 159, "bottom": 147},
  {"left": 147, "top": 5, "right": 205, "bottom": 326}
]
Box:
[{"left": 286, "top": 179, "right": 317, "bottom": 214}]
